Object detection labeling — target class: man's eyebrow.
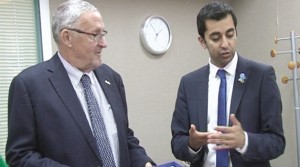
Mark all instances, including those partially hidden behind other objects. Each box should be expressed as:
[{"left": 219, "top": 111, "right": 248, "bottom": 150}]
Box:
[
  {"left": 226, "top": 28, "right": 235, "bottom": 33},
  {"left": 209, "top": 31, "right": 221, "bottom": 37}
]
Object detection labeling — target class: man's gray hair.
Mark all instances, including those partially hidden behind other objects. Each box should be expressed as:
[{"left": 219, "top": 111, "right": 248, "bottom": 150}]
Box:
[{"left": 52, "top": 0, "right": 99, "bottom": 43}]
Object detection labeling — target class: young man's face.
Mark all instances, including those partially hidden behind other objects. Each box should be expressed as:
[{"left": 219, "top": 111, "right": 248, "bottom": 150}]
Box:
[{"left": 198, "top": 14, "right": 237, "bottom": 68}]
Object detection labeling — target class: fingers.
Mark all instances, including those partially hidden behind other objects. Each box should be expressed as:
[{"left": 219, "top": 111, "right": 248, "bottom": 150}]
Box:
[
  {"left": 207, "top": 133, "right": 231, "bottom": 144},
  {"left": 145, "top": 162, "right": 152, "bottom": 167},
  {"left": 207, "top": 132, "right": 227, "bottom": 143},
  {"left": 189, "top": 124, "right": 197, "bottom": 135},
  {"left": 189, "top": 124, "right": 213, "bottom": 150},
  {"left": 229, "top": 114, "right": 240, "bottom": 126},
  {"left": 214, "top": 126, "right": 231, "bottom": 133},
  {"left": 208, "top": 132, "right": 245, "bottom": 150},
  {"left": 207, "top": 115, "right": 245, "bottom": 149},
  {"left": 207, "top": 133, "right": 233, "bottom": 150},
  {"left": 214, "top": 114, "right": 241, "bottom": 133}
]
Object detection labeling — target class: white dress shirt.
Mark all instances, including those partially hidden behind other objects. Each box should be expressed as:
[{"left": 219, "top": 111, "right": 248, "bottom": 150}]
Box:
[
  {"left": 204, "top": 53, "right": 237, "bottom": 167},
  {"left": 189, "top": 52, "right": 248, "bottom": 166},
  {"left": 58, "top": 53, "right": 120, "bottom": 167}
]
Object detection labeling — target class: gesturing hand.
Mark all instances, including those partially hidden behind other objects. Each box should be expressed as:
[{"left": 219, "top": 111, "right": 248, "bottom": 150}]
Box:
[
  {"left": 189, "top": 124, "right": 213, "bottom": 150},
  {"left": 207, "top": 114, "right": 245, "bottom": 150}
]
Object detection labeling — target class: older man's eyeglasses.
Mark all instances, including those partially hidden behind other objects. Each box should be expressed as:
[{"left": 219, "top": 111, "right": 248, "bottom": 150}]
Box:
[{"left": 65, "top": 28, "right": 107, "bottom": 42}]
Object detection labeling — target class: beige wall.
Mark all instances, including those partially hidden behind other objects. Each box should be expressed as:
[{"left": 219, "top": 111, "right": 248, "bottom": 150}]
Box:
[{"left": 49, "top": 0, "right": 299, "bottom": 166}]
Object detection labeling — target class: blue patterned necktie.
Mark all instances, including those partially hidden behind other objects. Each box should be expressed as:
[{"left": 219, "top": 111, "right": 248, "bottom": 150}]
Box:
[
  {"left": 216, "top": 69, "right": 229, "bottom": 167},
  {"left": 81, "top": 74, "right": 116, "bottom": 167}
]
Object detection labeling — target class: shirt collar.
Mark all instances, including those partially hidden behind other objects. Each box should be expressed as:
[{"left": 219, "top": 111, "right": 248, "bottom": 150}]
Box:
[
  {"left": 58, "top": 52, "right": 95, "bottom": 85},
  {"left": 209, "top": 52, "right": 238, "bottom": 77}
]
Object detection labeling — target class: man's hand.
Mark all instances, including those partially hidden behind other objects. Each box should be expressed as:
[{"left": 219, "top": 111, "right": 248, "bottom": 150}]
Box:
[
  {"left": 145, "top": 162, "right": 152, "bottom": 167},
  {"left": 207, "top": 114, "right": 245, "bottom": 150},
  {"left": 189, "top": 124, "right": 214, "bottom": 150}
]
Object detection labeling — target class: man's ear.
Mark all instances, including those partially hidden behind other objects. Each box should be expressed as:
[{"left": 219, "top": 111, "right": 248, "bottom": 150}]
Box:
[
  {"left": 60, "top": 29, "right": 72, "bottom": 48},
  {"left": 198, "top": 36, "right": 206, "bottom": 49}
]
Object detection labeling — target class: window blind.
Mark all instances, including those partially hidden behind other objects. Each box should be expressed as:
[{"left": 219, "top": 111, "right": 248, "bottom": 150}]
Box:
[{"left": 0, "top": 0, "right": 41, "bottom": 157}]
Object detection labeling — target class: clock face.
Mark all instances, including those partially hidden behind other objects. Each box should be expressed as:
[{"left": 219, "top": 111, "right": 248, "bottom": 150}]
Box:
[{"left": 140, "top": 16, "right": 172, "bottom": 55}]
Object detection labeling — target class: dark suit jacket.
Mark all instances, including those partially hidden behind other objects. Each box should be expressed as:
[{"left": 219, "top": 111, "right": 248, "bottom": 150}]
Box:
[
  {"left": 171, "top": 56, "right": 285, "bottom": 167},
  {"left": 6, "top": 53, "right": 154, "bottom": 167}
]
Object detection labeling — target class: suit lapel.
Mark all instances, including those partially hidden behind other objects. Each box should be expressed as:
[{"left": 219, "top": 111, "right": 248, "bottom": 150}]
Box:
[
  {"left": 93, "top": 67, "right": 129, "bottom": 163},
  {"left": 47, "top": 54, "right": 102, "bottom": 160},
  {"left": 196, "top": 66, "right": 209, "bottom": 131},
  {"left": 230, "top": 56, "right": 250, "bottom": 120},
  {"left": 93, "top": 67, "right": 124, "bottom": 132},
  {"left": 93, "top": 68, "right": 117, "bottom": 107}
]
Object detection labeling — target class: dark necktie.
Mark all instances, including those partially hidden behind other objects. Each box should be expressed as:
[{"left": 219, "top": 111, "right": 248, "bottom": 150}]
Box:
[
  {"left": 216, "top": 69, "right": 229, "bottom": 167},
  {"left": 81, "top": 74, "right": 116, "bottom": 167}
]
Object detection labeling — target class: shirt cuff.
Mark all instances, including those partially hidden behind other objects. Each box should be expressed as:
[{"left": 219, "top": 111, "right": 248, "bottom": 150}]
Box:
[
  {"left": 235, "top": 131, "right": 248, "bottom": 154},
  {"left": 188, "top": 146, "right": 201, "bottom": 155},
  {"left": 188, "top": 146, "right": 202, "bottom": 161}
]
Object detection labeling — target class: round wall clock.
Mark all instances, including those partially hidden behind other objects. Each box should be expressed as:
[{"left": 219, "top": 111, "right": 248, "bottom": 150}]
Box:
[{"left": 140, "top": 16, "right": 172, "bottom": 55}]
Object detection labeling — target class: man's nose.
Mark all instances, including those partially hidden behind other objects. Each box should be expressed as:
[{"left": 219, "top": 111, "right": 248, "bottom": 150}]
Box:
[
  {"left": 98, "top": 38, "right": 107, "bottom": 48},
  {"left": 220, "top": 37, "right": 229, "bottom": 48}
]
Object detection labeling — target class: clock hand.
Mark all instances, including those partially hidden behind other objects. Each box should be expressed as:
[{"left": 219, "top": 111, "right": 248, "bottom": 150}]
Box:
[
  {"left": 157, "top": 28, "right": 163, "bottom": 34},
  {"left": 155, "top": 27, "right": 166, "bottom": 41},
  {"left": 157, "top": 21, "right": 165, "bottom": 34},
  {"left": 150, "top": 22, "right": 161, "bottom": 41},
  {"left": 150, "top": 22, "right": 157, "bottom": 33}
]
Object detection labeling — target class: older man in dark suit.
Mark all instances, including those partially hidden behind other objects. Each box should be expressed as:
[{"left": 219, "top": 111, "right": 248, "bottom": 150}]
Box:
[{"left": 6, "top": 1, "right": 154, "bottom": 167}]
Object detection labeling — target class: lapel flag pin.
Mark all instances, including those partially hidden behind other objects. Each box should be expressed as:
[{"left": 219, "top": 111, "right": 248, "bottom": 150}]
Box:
[
  {"left": 238, "top": 73, "right": 246, "bottom": 83},
  {"left": 105, "top": 80, "right": 111, "bottom": 85}
]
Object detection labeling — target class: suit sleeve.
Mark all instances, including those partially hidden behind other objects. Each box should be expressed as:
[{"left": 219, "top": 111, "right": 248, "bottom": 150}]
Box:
[
  {"left": 241, "top": 66, "right": 285, "bottom": 161},
  {"left": 6, "top": 76, "right": 70, "bottom": 167},
  {"left": 171, "top": 77, "right": 207, "bottom": 166}
]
